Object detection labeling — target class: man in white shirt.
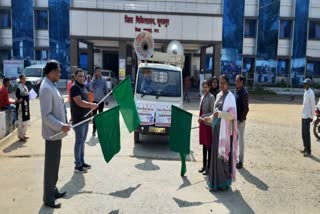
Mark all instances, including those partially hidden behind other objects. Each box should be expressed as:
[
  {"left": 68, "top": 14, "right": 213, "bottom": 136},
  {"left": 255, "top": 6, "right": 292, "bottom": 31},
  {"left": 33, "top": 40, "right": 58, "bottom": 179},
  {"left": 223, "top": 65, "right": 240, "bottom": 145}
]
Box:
[{"left": 301, "top": 78, "right": 315, "bottom": 157}]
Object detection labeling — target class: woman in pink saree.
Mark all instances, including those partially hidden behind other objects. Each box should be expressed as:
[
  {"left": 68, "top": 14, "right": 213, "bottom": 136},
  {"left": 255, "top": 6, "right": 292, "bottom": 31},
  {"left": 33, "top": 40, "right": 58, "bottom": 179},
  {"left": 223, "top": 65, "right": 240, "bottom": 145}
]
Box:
[{"left": 204, "top": 75, "right": 238, "bottom": 191}]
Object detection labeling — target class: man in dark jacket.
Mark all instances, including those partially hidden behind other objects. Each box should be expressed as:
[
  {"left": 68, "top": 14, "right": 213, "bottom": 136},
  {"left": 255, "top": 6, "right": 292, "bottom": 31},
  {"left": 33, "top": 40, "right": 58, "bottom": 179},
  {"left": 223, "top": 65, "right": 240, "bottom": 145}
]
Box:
[{"left": 234, "top": 74, "right": 249, "bottom": 169}]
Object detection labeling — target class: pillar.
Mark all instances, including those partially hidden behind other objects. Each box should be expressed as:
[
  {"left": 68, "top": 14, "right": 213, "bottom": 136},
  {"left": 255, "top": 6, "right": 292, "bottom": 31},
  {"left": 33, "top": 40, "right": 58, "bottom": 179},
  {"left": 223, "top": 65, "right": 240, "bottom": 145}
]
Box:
[
  {"left": 70, "top": 38, "right": 79, "bottom": 74},
  {"left": 213, "top": 43, "right": 222, "bottom": 77}
]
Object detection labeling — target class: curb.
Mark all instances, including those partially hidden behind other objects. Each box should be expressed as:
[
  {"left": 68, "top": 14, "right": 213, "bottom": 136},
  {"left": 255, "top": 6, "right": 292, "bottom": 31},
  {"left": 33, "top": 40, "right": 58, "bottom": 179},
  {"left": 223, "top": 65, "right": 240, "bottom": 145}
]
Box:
[{"left": 0, "top": 129, "right": 17, "bottom": 148}]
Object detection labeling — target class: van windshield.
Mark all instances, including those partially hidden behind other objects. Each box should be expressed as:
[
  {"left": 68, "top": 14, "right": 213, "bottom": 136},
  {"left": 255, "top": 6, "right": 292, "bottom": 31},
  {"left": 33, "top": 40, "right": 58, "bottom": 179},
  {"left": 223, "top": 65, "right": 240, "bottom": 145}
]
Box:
[
  {"left": 136, "top": 68, "right": 181, "bottom": 97},
  {"left": 23, "top": 68, "right": 43, "bottom": 77}
]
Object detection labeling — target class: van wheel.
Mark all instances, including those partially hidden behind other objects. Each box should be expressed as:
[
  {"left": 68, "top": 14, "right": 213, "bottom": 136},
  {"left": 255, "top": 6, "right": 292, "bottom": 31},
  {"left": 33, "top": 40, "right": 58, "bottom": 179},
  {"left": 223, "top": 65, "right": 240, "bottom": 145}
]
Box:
[{"left": 134, "top": 131, "right": 140, "bottom": 144}]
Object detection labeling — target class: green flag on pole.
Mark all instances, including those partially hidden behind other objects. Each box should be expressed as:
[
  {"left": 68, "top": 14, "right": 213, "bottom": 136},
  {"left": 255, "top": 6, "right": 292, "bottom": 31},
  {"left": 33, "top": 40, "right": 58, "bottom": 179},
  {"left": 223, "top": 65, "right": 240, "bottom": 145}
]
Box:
[
  {"left": 169, "top": 105, "right": 193, "bottom": 176},
  {"left": 113, "top": 76, "right": 140, "bottom": 133},
  {"left": 95, "top": 105, "right": 121, "bottom": 163}
]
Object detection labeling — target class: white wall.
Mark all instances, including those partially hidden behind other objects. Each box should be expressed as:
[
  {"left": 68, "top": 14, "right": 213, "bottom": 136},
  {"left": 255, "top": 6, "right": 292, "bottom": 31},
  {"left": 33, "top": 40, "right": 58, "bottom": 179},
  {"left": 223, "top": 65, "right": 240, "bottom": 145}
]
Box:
[
  {"left": 280, "top": 0, "right": 295, "bottom": 17},
  {"left": 244, "top": 0, "right": 259, "bottom": 17},
  {"left": 309, "top": 0, "right": 320, "bottom": 19},
  {"left": 94, "top": 52, "right": 102, "bottom": 68},
  {"left": 278, "top": 39, "right": 291, "bottom": 56},
  {"left": 33, "top": 0, "right": 48, "bottom": 8},
  {"left": 0, "top": 0, "right": 11, "bottom": 7},
  {"left": 243, "top": 38, "right": 256, "bottom": 55},
  {"left": 34, "top": 30, "right": 49, "bottom": 47},
  {"left": 0, "top": 29, "right": 12, "bottom": 46},
  {"left": 70, "top": 10, "right": 223, "bottom": 42},
  {"left": 72, "top": 0, "right": 223, "bottom": 15},
  {"left": 307, "top": 40, "right": 320, "bottom": 58}
]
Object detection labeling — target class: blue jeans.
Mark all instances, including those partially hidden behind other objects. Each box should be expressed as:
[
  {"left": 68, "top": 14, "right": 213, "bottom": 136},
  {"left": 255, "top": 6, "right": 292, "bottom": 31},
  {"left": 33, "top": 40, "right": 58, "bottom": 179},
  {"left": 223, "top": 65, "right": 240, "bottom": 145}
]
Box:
[
  {"left": 6, "top": 104, "right": 16, "bottom": 125},
  {"left": 74, "top": 122, "right": 89, "bottom": 168}
]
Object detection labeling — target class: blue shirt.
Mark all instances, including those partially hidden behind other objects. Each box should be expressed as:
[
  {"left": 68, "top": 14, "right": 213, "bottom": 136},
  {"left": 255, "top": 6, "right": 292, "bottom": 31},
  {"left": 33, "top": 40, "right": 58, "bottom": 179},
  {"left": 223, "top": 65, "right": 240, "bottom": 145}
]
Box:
[{"left": 90, "top": 77, "right": 108, "bottom": 102}]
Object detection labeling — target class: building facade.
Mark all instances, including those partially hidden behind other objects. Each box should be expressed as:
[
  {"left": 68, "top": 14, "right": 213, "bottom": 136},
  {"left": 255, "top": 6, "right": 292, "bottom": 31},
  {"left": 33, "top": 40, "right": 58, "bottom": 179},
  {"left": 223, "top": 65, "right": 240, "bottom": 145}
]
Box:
[
  {"left": 1, "top": 0, "right": 320, "bottom": 87},
  {"left": 0, "top": 0, "right": 70, "bottom": 78}
]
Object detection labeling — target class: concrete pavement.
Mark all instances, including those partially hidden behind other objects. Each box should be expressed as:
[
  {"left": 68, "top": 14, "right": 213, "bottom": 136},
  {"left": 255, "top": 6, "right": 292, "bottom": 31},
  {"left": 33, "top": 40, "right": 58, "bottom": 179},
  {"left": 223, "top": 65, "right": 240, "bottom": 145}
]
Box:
[{"left": 0, "top": 93, "right": 320, "bottom": 213}]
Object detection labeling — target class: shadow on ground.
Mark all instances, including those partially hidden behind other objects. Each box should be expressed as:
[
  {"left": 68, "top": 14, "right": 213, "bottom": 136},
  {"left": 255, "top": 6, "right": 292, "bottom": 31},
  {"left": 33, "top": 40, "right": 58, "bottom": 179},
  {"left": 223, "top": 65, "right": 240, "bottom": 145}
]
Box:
[
  {"left": 209, "top": 189, "right": 255, "bottom": 214},
  {"left": 238, "top": 168, "right": 268, "bottom": 191},
  {"left": 132, "top": 135, "right": 196, "bottom": 162},
  {"left": 109, "top": 184, "right": 141, "bottom": 198},
  {"left": 2, "top": 140, "right": 26, "bottom": 153}
]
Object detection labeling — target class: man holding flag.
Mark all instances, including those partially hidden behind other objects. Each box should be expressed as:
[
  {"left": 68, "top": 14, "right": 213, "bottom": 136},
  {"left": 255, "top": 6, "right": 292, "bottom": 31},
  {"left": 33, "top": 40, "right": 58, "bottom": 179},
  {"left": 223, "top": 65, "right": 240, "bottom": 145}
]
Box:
[{"left": 70, "top": 69, "right": 98, "bottom": 173}]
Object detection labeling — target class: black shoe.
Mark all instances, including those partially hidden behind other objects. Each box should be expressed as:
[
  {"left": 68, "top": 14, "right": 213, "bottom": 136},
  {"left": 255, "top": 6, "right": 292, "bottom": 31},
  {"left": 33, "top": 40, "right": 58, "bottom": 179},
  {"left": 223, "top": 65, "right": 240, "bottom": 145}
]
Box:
[
  {"left": 82, "top": 163, "right": 91, "bottom": 170},
  {"left": 55, "top": 191, "right": 67, "bottom": 199},
  {"left": 44, "top": 201, "right": 61, "bottom": 209},
  {"left": 198, "top": 167, "right": 206, "bottom": 173},
  {"left": 303, "top": 151, "right": 311, "bottom": 157},
  {"left": 218, "top": 186, "right": 229, "bottom": 191},
  {"left": 236, "top": 162, "right": 243, "bottom": 169},
  {"left": 300, "top": 149, "right": 306, "bottom": 154},
  {"left": 74, "top": 166, "right": 87, "bottom": 173}
]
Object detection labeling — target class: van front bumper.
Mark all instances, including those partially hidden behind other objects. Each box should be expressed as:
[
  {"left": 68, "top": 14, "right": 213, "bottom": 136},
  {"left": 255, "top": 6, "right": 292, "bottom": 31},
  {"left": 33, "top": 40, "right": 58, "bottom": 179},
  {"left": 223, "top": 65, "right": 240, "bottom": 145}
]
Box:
[{"left": 136, "top": 125, "right": 170, "bottom": 135}]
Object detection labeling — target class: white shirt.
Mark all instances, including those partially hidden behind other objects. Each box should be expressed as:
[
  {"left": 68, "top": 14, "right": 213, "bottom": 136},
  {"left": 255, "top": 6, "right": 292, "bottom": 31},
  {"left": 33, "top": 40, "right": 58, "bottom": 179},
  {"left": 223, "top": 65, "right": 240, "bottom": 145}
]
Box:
[{"left": 302, "top": 88, "right": 315, "bottom": 119}]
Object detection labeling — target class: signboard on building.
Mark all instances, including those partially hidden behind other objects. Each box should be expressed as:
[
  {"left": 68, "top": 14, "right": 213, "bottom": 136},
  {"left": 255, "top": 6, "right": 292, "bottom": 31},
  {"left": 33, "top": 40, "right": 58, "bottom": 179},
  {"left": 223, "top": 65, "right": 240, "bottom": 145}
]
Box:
[
  {"left": 3, "top": 60, "right": 24, "bottom": 80},
  {"left": 119, "top": 59, "right": 126, "bottom": 80}
]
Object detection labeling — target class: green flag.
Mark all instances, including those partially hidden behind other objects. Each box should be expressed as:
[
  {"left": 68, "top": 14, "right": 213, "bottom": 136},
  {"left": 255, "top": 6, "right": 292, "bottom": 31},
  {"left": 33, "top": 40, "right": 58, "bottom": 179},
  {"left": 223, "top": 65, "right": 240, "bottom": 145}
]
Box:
[
  {"left": 95, "top": 105, "right": 121, "bottom": 163},
  {"left": 113, "top": 76, "right": 140, "bottom": 133},
  {"left": 169, "top": 105, "right": 193, "bottom": 176}
]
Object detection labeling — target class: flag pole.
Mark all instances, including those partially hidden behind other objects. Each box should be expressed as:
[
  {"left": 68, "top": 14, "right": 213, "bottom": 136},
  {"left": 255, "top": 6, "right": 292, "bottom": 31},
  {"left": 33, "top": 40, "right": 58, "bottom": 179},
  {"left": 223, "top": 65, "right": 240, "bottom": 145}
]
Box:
[
  {"left": 49, "top": 116, "right": 94, "bottom": 139},
  {"left": 84, "top": 90, "right": 113, "bottom": 117}
]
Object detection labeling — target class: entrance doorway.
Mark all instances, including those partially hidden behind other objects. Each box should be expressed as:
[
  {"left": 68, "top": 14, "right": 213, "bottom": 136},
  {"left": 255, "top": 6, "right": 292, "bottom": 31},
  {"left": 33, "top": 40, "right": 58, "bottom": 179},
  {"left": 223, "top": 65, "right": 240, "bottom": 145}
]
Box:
[
  {"left": 183, "top": 54, "right": 191, "bottom": 79},
  {"left": 103, "top": 51, "right": 119, "bottom": 79}
]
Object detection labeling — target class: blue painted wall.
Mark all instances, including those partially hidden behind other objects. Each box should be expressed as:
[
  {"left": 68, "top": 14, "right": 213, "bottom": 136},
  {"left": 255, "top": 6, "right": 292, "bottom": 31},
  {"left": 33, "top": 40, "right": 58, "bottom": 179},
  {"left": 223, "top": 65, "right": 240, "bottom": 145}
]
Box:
[
  {"left": 11, "top": 0, "right": 34, "bottom": 59},
  {"left": 291, "top": 0, "right": 310, "bottom": 87},
  {"left": 48, "top": 0, "right": 70, "bottom": 79},
  {"left": 255, "top": 0, "right": 280, "bottom": 85},
  {"left": 221, "top": 0, "right": 245, "bottom": 84}
]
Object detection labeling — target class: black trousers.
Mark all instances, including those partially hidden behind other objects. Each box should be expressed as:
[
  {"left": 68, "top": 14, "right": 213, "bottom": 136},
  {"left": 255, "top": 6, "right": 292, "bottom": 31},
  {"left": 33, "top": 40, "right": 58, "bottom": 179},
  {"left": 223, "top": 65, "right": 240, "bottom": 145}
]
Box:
[
  {"left": 43, "top": 140, "right": 62, "bottom": 204},
  {"left": 202, "top": 145, "right": 211, "bottom": 170},
  {"left": 302, "top": 118, "right": 312, "bottom": 153},
  {"left": 92, "top": 102, "right": 104, "bottom": 134}
]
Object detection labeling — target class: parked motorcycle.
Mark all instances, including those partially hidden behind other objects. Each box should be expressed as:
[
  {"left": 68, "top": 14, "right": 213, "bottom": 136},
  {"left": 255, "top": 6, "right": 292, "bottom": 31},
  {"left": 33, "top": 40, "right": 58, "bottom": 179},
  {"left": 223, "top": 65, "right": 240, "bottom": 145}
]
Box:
[{"left": 313, "top": 106, "right": 320, "bottom": 140}]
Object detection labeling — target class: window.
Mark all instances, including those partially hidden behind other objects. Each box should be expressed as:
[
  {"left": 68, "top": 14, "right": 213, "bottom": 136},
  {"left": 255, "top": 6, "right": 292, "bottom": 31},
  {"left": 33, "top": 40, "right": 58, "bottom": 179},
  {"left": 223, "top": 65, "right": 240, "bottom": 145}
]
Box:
[
  {"left": 35, "top": 10, "right": 48, "bottom": 30},
  {"left": 0, "top": 9, "right": 11, "bottom": 29},
  {"left": 309, "top": 21, "right": 320, "bottom": 40},
  {"left": 306, "top": 61, "right": 320, "bottom": 77},
  {"left": 35, "top": 50, "right": 48, "bottom": 60},
  {"left": 137, "top": 68, "right": 181, "bottom": 97},
  {"left": 277, "top": 59, "right": 290, "bottom": 76},
  {"left": 279, "top": 20, "right": 292, "bottom": 39},
  {"left": 243, "top": 58, "right": 255, "bottom": 74},
  {"left": 244, "top": 19, "right": 257, "bottom": 38}
]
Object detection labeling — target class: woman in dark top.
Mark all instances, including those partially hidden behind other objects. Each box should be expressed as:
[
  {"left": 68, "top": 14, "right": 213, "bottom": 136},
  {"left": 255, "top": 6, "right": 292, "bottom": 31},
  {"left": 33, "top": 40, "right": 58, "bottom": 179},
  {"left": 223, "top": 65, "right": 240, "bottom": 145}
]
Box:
[
  {"left": 198, "top": 80, "right": 215, "bottom": 174},
  {"left": 209, "top": 76, "right": 220, "bottom": 98},
  {"left": 16, "top": 74, "right": 30, "bottom": 142}
]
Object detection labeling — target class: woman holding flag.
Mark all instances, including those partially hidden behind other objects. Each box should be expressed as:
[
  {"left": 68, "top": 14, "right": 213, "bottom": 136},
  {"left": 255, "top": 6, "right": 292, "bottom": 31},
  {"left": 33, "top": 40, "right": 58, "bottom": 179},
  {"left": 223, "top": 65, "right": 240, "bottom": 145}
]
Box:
[{"left": 204, "top": 75, "right": 238, "bottom": 191}]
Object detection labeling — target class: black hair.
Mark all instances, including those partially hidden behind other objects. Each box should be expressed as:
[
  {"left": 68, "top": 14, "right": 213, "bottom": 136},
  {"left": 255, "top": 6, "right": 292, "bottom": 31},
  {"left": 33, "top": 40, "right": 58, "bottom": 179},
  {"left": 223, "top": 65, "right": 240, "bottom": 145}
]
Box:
[
  {"left": 3, "top": 77, "right": 10, "bottom": 84},
  {"left": 237, "top": 74, "right": 245, "bottom": 82},
  {"left": 210, "top": 76, "right": 219, "bottom": 88},
  {"left": 75, "top": 68, "right": 84, "bottom": 76},
  {"left": 202, "top": 80, "right": 209, "bottom": 87},
  {"left": 220, "top": 74, "right": 229, "bottom": 85},
  {"left": 95, "top": 66, "right": 101, "bottom": 71},
  {"left": 44, "top": 60, "right": 60, "bottom": 75},
  {"left": 19, "top": 74, "right": 25, "bottom": 80}
]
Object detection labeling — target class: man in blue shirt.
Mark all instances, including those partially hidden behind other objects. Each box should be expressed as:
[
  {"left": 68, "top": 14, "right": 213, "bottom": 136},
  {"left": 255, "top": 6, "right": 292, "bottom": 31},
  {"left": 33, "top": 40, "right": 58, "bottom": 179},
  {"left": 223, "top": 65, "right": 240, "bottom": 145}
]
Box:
[{"left": 90, "top": 66, "right": 109, "bottom": 136}]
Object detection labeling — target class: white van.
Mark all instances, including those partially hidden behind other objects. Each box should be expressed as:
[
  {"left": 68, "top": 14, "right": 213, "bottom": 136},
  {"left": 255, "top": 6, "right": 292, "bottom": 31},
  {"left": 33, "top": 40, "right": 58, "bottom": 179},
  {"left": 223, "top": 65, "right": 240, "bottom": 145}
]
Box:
[
  {"left": 134, "top": 62, "right": 183, "bottom": 143},
  {"left": 21, "top": 64, "right": 46, "bottom": 94}
]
